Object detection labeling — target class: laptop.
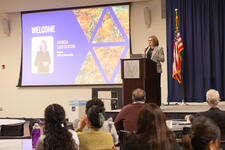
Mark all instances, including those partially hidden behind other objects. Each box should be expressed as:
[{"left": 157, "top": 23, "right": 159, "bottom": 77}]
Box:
[{"left": 130, "top": 54, "right": 145, "bottom": 59}]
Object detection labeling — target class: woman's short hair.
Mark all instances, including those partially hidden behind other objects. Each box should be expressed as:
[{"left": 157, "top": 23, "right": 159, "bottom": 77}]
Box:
[{"left": 149, "top": 35, "right": 159, "bottom": 46}]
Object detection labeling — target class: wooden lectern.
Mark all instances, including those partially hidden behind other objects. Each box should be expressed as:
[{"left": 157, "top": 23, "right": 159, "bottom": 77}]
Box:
[{"left": 121, "top": 58, "right": 161, "bottom": 106}]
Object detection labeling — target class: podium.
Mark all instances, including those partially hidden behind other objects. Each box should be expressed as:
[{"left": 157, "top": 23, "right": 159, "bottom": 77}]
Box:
[{"left": 121, "top": 58, "right": 161, "bottom": 106}]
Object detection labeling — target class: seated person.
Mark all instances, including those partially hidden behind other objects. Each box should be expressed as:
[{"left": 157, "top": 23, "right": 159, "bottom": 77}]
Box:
[
  {"left": 123, "top": 103, "right": 181, "bottom": 150},
  {"left": 36, "top": 104, "right": 79, "bottom": 150},
  {"left": 114, "top": 88, "right": 146, "bottom": 132},
  {"left": 185, "top": 89, "right": 225, "bottom": 142},
  {"left": 73, "top": 98, "right": 118, "bottom": 145},
  {"left": 76, "top": 104, "right": 114, "bottom": 150},
  {"left": 182, "top": 116, "right": 221, "bottom": 150}
]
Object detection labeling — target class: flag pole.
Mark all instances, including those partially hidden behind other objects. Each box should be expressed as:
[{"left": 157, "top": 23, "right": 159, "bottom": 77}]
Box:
[{"left": 175, "top": 8, "right": 185, "bottom": 105}]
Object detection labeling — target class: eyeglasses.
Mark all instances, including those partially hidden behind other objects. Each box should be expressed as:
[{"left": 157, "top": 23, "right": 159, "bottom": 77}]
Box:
[{"left": 148, "top": 40, "right": 153, "bottom": 42}]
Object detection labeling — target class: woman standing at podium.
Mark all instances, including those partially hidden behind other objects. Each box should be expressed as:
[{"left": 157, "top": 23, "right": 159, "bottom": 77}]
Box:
[
  {"left": 144, "top": 35, "right": 164, "bottom": 105},
  {"left": 144, "top": 35, "right": 165, "bottom": 73}
]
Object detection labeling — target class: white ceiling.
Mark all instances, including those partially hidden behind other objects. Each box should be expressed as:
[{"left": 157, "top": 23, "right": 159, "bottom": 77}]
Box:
[{"left": 0, "top": 0, "right": 148, "bottom": 13}]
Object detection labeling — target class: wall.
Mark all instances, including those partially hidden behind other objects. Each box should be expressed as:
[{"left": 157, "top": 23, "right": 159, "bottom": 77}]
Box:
[
  {"left": 0, "top": 0, "right": 167, "bottom": 118},
  {"left": 131, "top": 0, "right": 167, "bottom": 105}
]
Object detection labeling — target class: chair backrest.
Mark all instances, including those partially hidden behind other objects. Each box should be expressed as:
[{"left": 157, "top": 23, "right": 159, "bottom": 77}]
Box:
[
  {"left": 221, "top": 140, "right": 225, "bottom": 150},
  {"left": 119, "top": 130, "right": 129, "bottom": 150},
  {"left": 182, "top": 127, "right": 191, "bottom": 135},
  {"left": 0, "top": 123, "right": 24, "bottom": 136}
]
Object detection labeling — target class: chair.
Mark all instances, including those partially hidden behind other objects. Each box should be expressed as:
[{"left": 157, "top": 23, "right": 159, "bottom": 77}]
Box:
[
  {"left": 0, "top": 123, "right": 24, "bottom": 136},
  {"left": 67, "top": 122, "right": 74, "bottom": 130},
  {"left": 221, "top": 140, "right": 225, "bottom": 150},
  {"left": 182, "top": 127, "right": 191, "bottom": 135},
  {"left": 119, "top": 130, "right": 129, "bottom": 150}
]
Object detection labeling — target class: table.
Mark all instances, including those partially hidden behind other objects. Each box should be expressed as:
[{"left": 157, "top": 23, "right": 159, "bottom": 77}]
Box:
[
  {"left": 0, "top": 119, "right": 25, "bottom": 126},
  {"left": 166, "top": 119, "right": 191, "bottom": 139},
  {"left": 0, "top": 119, "right": 26, "bottom": 136},
  {"left": 166, "top": 119, "right": 191, "bottom": 131},
  {"left": 0, "top": 138, "right": 32, "bottom": 150}
]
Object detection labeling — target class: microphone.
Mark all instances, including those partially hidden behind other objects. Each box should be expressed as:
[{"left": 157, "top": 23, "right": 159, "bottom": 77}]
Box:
[
  {"left": 144, "top": 46, "right": 149, "bottom": 58},
  {"left": 144, "top": 46, "right": 149, "bottom": 53}
]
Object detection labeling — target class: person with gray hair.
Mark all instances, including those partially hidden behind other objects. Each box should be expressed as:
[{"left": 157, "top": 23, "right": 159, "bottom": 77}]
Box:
[
  {"left": 206, "top": 89, "right": 220, "bottom": 107},
  {"left": 185, "top": 89, "right": 225, "bottom": 148},
  {"left": 132, "top": 88, "right": 146, "bottom": 102},
  {"left": 114, "top": 88, "right": 146, "bottom": 131}
]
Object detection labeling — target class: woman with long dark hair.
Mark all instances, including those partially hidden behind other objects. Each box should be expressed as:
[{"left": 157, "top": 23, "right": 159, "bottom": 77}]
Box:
[
  {"left": 36, "top": 104, "right": 79, "bottom": 150},
  {"left": 123, "top": 103, "right": 181, "bottom": 150},
  {"left": 182, "top": 116, "right": 221, "bottom": 150}
]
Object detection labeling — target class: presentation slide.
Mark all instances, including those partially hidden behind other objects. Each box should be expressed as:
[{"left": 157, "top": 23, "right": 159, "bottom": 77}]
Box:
[{"left": 20, "top": 4, "right": 130, "bottom": 86}]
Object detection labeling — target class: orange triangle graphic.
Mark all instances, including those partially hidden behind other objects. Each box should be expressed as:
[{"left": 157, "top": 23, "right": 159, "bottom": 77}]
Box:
[
  {"left": 73, "top": 8, "right": 103, "bottom": 41},
  {"left": 112, "top": 6, "right": 130, "bottom": 39},
  {"left": 75, "top": 51, "right": 105, "bottom": 84},
  {"left": 93, "top": 10, "right": 125, "bottom": 43},
  {"left": 93, "top": 46, "right": 125, "bottom": 80}
]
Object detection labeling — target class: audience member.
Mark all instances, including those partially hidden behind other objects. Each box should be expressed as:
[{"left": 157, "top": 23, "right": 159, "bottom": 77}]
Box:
[
  {"left": 182, "top": 116, "right": 221, "bottom": 150},
  {"left": 123, "top": 103, "right": 181, "bottom": 150},
  {"left": 185, "top": 89, "right": 225, "bottom": 141},
  {"left": 36, "top": 104, "right": 79, "bottom": 150},
  {"left": 114, "top": 88, "right": 146, "bottom": 131},
  {"left": 73, "top": 98, "right": 118, "bottom": 144},
  {"left": 76, "top": 101, "right": 114, "bottom": 150}
]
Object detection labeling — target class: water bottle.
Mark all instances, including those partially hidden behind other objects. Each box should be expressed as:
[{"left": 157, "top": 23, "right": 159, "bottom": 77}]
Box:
[{"left": 32, "top": 123, "right": 40, "bottom": 148}]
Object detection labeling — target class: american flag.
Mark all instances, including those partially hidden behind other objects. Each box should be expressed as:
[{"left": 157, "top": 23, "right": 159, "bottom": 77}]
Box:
[{"left": 172, "top": 32, "right": 183, "bottom": 83}]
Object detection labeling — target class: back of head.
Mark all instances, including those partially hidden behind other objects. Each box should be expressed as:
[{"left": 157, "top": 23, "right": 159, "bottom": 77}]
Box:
[
  {"left": 182, "top": 116, "right": 221, "bottom": 150},
  {"left": 45, "top": 104, "right": 66, "bottom": 127},
  {"left": 206, "top": 89, "right": 220, "bottom": 107},
  {"left": 136, "top": 103, "right": 174, "bottom": 150},
  {"left": 44, "top": 104, "right": 77, "bottom": 150},
  {"left": 87, "top": 102, "right": 105, "bottom": 128},
  {"left": 132, "top": 88, "right": 146, "bottom": 102},
  {"left": 85, "top": 98, "right": 105, "bottom": 114}
]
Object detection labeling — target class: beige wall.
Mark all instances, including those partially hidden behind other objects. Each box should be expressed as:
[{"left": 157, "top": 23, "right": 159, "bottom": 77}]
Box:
[
  {"left": 131, "top": 0, "right": 167, "bottom": 105},
  {"left": 0, "top": 0, "right": 167, "bottom": 118}
]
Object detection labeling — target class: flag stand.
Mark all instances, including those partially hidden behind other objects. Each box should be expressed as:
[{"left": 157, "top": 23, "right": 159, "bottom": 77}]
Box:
[
  {"left": 179, "top": 72, "right": 188, "bottom": 105},
  {"left": 178, "top": 9, "right": 187, "bottom": 106},
  {"left": 174, "top": 8, "right": 187, "bottom": 106}
]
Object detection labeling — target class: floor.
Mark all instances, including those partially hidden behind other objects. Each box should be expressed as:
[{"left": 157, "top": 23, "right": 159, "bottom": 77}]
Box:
[{"left": 161, "top": 102, "right": 225, "bottom": 113}]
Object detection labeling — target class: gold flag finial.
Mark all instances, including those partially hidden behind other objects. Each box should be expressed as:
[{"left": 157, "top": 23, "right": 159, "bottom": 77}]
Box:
[{"left": 175, "top": 8, "right": 178, "bottom": 35}]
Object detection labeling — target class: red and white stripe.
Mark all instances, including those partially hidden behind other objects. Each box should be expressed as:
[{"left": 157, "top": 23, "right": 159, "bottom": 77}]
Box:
[{"left": 172, "top": 33, "right": 183, "bottom": 83}]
